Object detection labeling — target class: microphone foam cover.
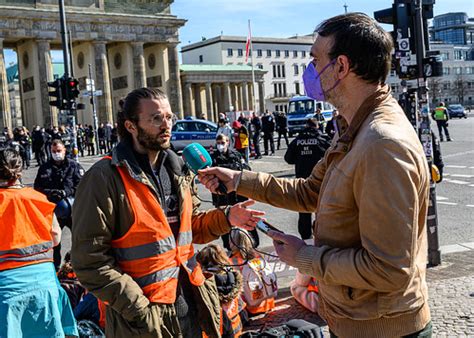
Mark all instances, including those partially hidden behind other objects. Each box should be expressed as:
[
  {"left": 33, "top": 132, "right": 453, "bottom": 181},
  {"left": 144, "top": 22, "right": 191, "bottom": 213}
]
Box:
[{"left": 182, "top": 143, "right": 212, "bottom": 174}]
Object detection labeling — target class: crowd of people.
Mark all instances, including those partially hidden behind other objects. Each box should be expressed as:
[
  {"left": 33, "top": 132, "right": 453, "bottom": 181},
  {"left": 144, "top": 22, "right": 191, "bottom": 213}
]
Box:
[{"left": 0, "top": 11, "right": 451, "bottom": 338}]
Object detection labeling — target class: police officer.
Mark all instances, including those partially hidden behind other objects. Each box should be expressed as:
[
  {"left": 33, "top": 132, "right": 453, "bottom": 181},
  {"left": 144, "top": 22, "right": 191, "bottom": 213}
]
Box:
[
  {"left": 284, "top": 118, "right": 330, "bottom": 239},
  {"left": 261, "top": 109, "right": 275, "bottom": 155},
  {"left": 275, "top": 111, "right": 289, "bottom": 150},
  {"left": 34, "top": 139, "right": 84, "bottom": 269},
  {"left": 432, "top": 102, "right": 451, "bottom": 142}
]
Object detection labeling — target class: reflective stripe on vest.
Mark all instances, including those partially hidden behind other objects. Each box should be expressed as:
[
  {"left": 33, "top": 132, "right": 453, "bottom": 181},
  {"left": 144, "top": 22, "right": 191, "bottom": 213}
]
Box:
[
  {"left": 0, "top": 188, "right": 55, "bottom": 271},
  {"left": 434, "top": 107, "right": 447, "bottom": 120},
  {"left": 105, "top": 157, "right": 205, "bottom": 303},
  {"left": 222, "top": 296, "right": 244, "bottom": 337}
]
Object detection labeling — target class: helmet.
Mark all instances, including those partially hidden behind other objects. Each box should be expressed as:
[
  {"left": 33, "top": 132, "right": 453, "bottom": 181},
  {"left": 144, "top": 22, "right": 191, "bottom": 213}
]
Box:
[{"left": 54, "top": 197, "right": 74, "bottom": 220}]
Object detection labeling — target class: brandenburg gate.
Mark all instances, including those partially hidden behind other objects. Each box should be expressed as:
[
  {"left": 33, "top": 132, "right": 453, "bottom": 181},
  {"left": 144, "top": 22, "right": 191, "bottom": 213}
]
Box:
[{"left": 0, "top": 0, "right": 185, "bottom": 129}]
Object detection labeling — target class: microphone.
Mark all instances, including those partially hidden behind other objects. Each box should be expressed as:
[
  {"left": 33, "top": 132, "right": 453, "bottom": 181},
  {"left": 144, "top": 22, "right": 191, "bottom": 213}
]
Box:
[{"left": 182, "top": 143, "right": 228, "bottom": 195}]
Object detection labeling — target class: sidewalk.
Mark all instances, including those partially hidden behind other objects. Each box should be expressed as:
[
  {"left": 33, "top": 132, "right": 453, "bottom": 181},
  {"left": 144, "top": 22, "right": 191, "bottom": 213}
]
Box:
[{"left": 243, "top": 250, "right": 474, "bottom": 337}]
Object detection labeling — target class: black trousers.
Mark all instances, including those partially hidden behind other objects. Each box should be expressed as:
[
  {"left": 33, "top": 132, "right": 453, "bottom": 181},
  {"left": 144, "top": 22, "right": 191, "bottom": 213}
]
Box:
[
  {"left": 277, "top": 131, "right": 289, "bottom": 149},
  {"left": 298, "top": 212, "right": 313, "bottom": 240},
  {"left": 263, "top": 132, "right": 275, "bottom": 154},
  {"left": 252, "top": 133, "right": 261, "bottom": 157},
  {"left": 436, "top": 120, "right": 450, "bottom": 140}
]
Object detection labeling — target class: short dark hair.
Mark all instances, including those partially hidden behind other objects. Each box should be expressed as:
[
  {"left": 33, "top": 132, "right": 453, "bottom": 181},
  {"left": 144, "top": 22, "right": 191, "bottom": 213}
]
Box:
[
  {"left": 0, "top": 148, "right": 22, "bottom": 182},
  {"left": 216, "top": 133, "right": 229, "bottom": 142},
  {"left": 315, "top": 12, "right": 393, "bottom": 84},
  {"left": 51, "top": 139, "right": 64, "bottom": 148},
  {"left": 117, "top": 87, "right": 168, "bottom": 140},
  {"left": 306, "top": 118, "right": 319, "bottom": 128}
]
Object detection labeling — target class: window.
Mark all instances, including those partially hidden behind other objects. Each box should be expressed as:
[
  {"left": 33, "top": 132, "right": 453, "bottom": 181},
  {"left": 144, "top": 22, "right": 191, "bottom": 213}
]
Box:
[
  {"left": 293, "top": 50, "right": 298, "bottom": 58},
  {"left": 282, "top": 65, "right": 286, "bottom": 78},
  {"left": 238, "top": 49, "right": 243, "bottom": 57},
  {"left": 443, "top": 83, "right": 450, "bottom": 90},
  {"left": 455, "top": 67, "right": 462, "bottom": 75},
  {"left": 257, "top": 64, "right": 263, "bottom": 69},
  {"left": 283, "top": 83, "right": 287, "bottom": 96},
  {"left": 278, "top": 83, "right": 283, "bottom": 96},
  {"left": 277, "top": 65, "right": 281, "bottom": 78},
  {"left": 267, "top": 49, "right": 271, "bottom": 57},
  {"left": 465, "top": 67, "right": 474, "bottom": 75},
  {"left": 294, "top": 65, "right": 299, "bottom": 75},
  {"left": 227, "top": 48, "right": 233, "bottom": 57},
  {"left": 199, "top": 55, "right": 203, "bottom": 63},
  {"left": 285, "top": 50, "right": 289, "bottom": 57},
  {"left": 302, "top": 51, "right": 306, "bottom": 58},
  {"left": 195, "top": 121, "right": 217, "bottom": 132},
  {"left": 295, "top": 82, "right": 300, "bottom": 94},
  {"left": 257, "top": 49, "right": 262, "bottom": 57},
  {"left": 276, "top": 50, "right": 281, "bottom": 57},
  {"left": 301, "top": 64, "right": 306, "bottom": 73},
  {"left": 443, "top": 67, "right": 450, "bottom": 75},
  {"left": 273, "top": 83, "right": 278, "bottom": 96},
  {"left": 273, "top": 65, "right": 277, "bottom": 78}
]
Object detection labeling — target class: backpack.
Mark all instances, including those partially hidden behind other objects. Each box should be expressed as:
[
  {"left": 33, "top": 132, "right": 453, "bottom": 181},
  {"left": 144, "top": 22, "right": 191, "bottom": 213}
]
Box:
[{"left": 241, "top": 257, "right": 278, "bottom": 308}]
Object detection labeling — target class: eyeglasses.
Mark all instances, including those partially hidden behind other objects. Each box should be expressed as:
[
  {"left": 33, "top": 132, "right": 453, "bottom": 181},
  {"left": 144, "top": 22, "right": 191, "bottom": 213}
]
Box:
[{"left": 149, "top": 113, "right": 175, "bottom": 126}]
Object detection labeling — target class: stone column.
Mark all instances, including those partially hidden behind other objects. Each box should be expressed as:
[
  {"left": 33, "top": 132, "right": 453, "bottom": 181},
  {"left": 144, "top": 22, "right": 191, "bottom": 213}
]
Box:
[
  {"left": 248, "top": 82, "right": 255, "bottom": 112},
  {"left": 205, "top": 82, "right": 213, "bottom": 121},
  {"left": 231, "top": 84, "right": 238, "bottom": 111},
  {"left": 223, "top": 82, "right": 231, "bottom": 111},
  {"left": 93, "top": 41, "right": 113, "bottom": 123},
  {"left": 167, "top": 43, "right": 183, "bottom": 115},
  {"left": 194, "top": 84, "right": 202, "bottom": 118},
  {"left": 242, "top": 82, "right": 249, "bottom": 111},
  {"left": 184, "top": 82, "right": 193, "bottom": 118},
  {"left": 37, "top": 40, "right": 56, "bottom": 127},
  {"left": 131, "top": 42, "right": 146, "bottom": 89},
  {"left": 258, "top": 81, "right": 265, "bottom": 113},
  {"left": 0, "top": 38, "right": 12, "bottom": 129}
]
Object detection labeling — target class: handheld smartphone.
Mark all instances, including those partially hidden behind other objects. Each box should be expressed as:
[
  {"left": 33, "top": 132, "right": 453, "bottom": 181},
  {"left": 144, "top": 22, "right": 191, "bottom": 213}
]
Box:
[{"left": 256, "top": 220, "right": 284, "bottom": 235}]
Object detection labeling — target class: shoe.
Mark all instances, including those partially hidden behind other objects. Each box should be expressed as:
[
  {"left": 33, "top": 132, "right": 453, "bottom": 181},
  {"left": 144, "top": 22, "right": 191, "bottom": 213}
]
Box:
[
  {"left": 255, "top": 155, "right": 262, "bottom": 159},
  {"left": 440, "top": 139, "right": 444, "bottom": 142},
  {"left": 447, "top": 138, "right": 452, "bottom": 142},
  {"left": 263, "top": 152, "right": 269, "bottom": 156},
  {"left": 270, "top": 152, "right": 275, "bottom": 156}
]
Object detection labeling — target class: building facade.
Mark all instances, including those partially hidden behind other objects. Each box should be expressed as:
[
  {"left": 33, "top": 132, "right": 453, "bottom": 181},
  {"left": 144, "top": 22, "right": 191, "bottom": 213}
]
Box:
[
  {"left": 0, "top": 0, "right": 185, "bottom": 130},
  {"left": 431, "top": 12, "right": 474, "bottom": 46},
  {"left": 181, "top": 35, "right": 313, "bottom": 113}
]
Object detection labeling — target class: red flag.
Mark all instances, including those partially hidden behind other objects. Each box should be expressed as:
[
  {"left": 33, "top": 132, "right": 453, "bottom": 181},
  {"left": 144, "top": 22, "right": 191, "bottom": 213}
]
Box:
[{"left": 245, "top": 21, "right": 251, "bottom": 63}]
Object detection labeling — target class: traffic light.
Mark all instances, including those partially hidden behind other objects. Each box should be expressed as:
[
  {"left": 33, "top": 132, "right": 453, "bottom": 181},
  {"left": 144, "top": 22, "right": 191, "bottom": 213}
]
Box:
[
  {"left": 63, "top": 77, "right": 84, "bottom": 111},
  {"left": 48, "top": 78, "right": 63, "bottom": 109}
]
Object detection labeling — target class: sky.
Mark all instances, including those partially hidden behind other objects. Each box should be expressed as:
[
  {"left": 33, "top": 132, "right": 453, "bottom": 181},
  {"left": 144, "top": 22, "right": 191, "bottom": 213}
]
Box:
[{"left": 3, "top": 0, "right": 474, "bottom": 66}]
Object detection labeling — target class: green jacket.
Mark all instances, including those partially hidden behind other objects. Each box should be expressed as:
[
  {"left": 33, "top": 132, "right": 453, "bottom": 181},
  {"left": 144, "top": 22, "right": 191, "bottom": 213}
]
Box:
[{"left": 71, "top": 140, "right": 231, "bottom": 337}]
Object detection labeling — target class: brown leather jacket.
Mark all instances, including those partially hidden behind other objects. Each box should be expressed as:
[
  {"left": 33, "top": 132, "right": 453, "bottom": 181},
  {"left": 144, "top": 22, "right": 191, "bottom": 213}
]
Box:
[
  {"left": 238, "top": 86, "right": 431, "bottom": 338},
  {"left": 72, "top": 141, "right": 231, "bottom": 337}
]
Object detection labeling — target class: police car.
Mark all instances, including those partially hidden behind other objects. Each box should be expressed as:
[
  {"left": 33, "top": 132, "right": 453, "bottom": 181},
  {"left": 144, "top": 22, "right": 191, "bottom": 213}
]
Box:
[{"left": 171, "top": 118, "right": 218, "bottom": 152}]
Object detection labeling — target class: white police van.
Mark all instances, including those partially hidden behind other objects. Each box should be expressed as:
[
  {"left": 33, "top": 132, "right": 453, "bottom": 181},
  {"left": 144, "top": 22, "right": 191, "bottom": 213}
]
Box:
[
  {"left": 287, "top": 96, "right": 333, "bottom": 136},
  {"left": 171, "top": 117, "right": 218, "bottom": 152}
]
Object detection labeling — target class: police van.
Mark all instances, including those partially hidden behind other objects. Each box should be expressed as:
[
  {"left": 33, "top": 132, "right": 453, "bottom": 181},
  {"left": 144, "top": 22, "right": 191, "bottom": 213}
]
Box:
[
  {"left": 171, "top": 118, "right": 218, "bottom": 152},
  {"left": 287, "top": 96, "right": 333, "bottom": 136}
]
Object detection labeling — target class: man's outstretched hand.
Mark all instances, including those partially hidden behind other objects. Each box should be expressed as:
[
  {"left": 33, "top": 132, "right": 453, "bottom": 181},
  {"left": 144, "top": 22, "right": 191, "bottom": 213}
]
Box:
[
  {"left": 198, "top": 167, "right": 241, "bottom": 194},
  {"left": 228, "top": 200, "right": 265, "bottom": 231}
]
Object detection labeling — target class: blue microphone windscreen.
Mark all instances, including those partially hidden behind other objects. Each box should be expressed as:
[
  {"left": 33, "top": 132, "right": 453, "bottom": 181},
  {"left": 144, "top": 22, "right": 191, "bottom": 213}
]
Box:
[{"left": 182, "top": 143, "right": 212, "bottom": 174}]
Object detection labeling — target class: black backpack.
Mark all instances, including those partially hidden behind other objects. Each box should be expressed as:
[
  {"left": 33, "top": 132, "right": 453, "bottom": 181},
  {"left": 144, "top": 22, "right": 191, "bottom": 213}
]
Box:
[{"left": 242, "top": 319, "right": 323, "bottom": 338}]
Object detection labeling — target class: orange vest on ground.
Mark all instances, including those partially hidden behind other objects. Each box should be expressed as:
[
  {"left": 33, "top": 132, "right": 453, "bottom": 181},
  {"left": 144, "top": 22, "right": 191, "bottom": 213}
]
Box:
[
  {"left": 0, "top": 187, "right": 55, "bottom": 271},
  {"left": 107, "top": 158, "right": 205, "bottom": 304},
  {"left": 203, "top": 295, "right": 245, "bottom": 338},
  {"left": 230, "top": 252, "right": 276, "bottom": 315}
]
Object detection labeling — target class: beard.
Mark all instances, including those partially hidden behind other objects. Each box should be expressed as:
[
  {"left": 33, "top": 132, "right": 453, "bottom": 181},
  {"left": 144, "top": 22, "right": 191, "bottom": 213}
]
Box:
[{"left": 136, "top": 125, "right": 171, "bottom": 151}]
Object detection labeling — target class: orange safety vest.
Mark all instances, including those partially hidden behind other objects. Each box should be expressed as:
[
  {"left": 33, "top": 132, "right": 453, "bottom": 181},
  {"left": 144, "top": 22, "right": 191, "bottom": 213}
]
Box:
[
  {"left": 0, "top": 187, "right": 55, "bottom": 271},
  {"left": 107, "top": 158, "right": 205, "bottom": 304},
  {"left": 203, "top": 296, "right": 245, "bottom": 338},
  {"left": 230, "top": 252, "right": 276, "bottom": 315}
]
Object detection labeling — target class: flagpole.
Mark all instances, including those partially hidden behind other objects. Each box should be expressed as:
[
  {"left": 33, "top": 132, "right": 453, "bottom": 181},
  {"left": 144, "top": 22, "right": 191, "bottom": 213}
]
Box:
[{"left": 248, "top": 19, "right": 257, "bottom": 113}]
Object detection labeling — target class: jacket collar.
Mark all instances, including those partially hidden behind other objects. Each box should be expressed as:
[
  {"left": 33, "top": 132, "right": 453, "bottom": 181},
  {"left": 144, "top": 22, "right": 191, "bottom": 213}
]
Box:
[{"left": 338, "top": 84, "right": 391, "bottom": 144}]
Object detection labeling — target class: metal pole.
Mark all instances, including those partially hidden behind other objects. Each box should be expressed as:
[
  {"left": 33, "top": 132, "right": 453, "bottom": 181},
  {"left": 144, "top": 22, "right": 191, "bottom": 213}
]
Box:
[
  {"left": 413, "top": 0, "right": 441, "bottom": 266},
  {"left": 58, "top": 0, "right": 78, "bottom": 161},
  {"left": 248, "top": 20, "right": 257, "bottom": 114},
  {"left": 68, "top": 30, "right": 74, "bottom": 77},
  {"left": 88, "top": 64, "right": 100, "bottom": 154}
]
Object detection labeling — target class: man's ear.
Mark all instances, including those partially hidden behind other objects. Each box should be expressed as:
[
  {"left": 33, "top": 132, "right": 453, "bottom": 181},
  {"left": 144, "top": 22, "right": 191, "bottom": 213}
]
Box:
[
  {"left": 124, "top": 120, "right": 137, "bottom": 135},
  {"left": 336, "top": 55, "right": 351, "bottom": 79}
]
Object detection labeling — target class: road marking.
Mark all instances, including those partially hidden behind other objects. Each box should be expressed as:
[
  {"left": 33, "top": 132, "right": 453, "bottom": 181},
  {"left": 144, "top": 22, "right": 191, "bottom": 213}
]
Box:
[
  {"left": 470, "top": 184, "right": 474, "bottom": 187},
  {"left": 444, "top": 150, "right": 474, "bottom": 159},
  {"left": 467, "top": 205, "right": 474, "bottom": 208},
  {"left": 470, "top": 167, "right": 474, "bottom": 169},
  {"left": 436, "top": 196, "right": 449, "bottom": 201},
  {"left": 444, "top": 179, "right": 470, "bottom": 185},
  {"left": 446, "top": 165, "right": 467, "bottom": 168},
  {"left": 449, "top": 174, "right": 474, "bottom": 178},
  {"left": 437, "top": 201, "right": 458, "bottom": 205}
]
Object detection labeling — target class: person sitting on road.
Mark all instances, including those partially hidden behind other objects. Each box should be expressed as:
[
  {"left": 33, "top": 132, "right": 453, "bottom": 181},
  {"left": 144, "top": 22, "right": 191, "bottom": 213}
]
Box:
[
  {"left": 290, "top": 272, "right": 320, "bottom": 314},
  {"left": 197, "top": 244, "right": 246, "bottom": 338},
  {"left": 229, "top": 229, "right": 276, "bottom": 316}
]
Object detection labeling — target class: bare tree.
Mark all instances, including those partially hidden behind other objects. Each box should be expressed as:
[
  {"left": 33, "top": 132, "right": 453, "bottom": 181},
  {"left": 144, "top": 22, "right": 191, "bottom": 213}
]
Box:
[
  {"left": 428, "top": 78, "right": 441, "bottom": 106},
  {"left": 451, "top": 74, "right": 468, "bottom": 104}
]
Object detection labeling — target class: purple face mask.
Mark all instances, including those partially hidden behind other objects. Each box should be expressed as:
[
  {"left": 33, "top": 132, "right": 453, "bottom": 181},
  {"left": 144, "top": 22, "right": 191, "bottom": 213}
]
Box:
[{"left": 303, "top": 59, "right": 339, "bottom": 101}]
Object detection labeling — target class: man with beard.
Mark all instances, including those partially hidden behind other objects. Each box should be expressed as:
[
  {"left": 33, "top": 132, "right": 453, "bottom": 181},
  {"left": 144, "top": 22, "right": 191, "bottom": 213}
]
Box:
[{"left": 71, "top": 88, "right": 264, "bottom": 338}]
